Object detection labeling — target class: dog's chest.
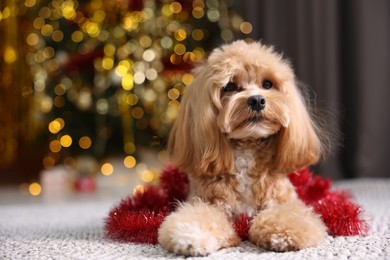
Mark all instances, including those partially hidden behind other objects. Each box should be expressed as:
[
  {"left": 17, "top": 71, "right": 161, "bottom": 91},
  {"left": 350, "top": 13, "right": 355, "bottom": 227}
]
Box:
[{"left": 233, "top": 149, "right": 256, "bottom": 216}]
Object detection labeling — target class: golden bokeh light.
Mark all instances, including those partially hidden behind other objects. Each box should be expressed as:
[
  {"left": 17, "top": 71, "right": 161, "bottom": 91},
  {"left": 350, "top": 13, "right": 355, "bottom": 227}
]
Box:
[
  {"left": 41, "top": 24, "right": 54, "bottom": 37},
  {"left": 102, "top": 57, "right": 114, "bottom": 70},
  {"left": 24, "top": 0, "right": 37, "bottom": 8},
  {"left": 53, "top": 96, "right": 65, "bottom": 108},
  {"left": 174, "top": 43, "right": 186, "bottom": 55},
  {"left": 26, "top": 33, "right": 39, "bottom": 46},
  {"left": 126, "top": 94, "right": 139, "bottom": 106},
  {"left": 49, "top": 140, "right": 62, "bottom": 153},
  {"left": 124, "top": 155, "right": 136, "bottom": 168},
  {"left": 115, "top": 59, "right": 132, "bottom": 77},
  {"left": 79, "top": 136, "right": 92, "bottom": 149},
  {"left": 160, "top": 36, "right": 172, "bottom": 49},
  {"left": 193, "top": 0, "right": 205, "bottom": 8},
  {"left": 29, "top": 182, "right": 42, "bottom": 196},
  {"left": 208, "top": 9, "right": 220, "bottom": 22},
  {"left": 104, "top": 44, "right": 116, "bottom": 56},
  {"left": 39, "top": 7, "right": 50, "bottom": 19},
  {"left": 93, "top": 9, "right": 106, "bottom": 22},
  {"left": 4, "top": 46, "right": 17, "bottom": 64},
  {"left": 84, "top": 21, "right": 100, "bottom": 37},
  {"left": 52, "top": 30, "right": 64, "bottom": 42},
  {"left": 182, "top": 73, "right": 194, "bottom": 85},
  {"left": 143, "top": 49, "right": 155, "bottom": 62},
  {"left": 162, "top": 4, "right": 173, "bottom": 16},
  {"left": 240, "top": 22, "right": 253, "bottom": 34},
  {"left": 122, "top": 73, "right": 134, "bottom": 90},
  {"left": 60, "top": 135, "right": 72, "bottom": 147},
  {"left": 131, "top": 107, "right": 144, "bottom": 119},
  {"left": 170, "top": 54, "right": 181, "bottom": 65},
  {"left": 54, "top": 84, "right": 66, "bottom": 96},
  {"left": 71, "top": 31, "right": 84, "bottom": 42},
  {"left": 192, "top": 7, "right": 204, "bottom": 19},
  {"left": 168, "top": 88, "right": 180, "bottom": 100},
  {"left": 141, "top": 170, "right": 154, "bottom": 183},
  {"left": 145, "top": 68, "right": 157, "bottom": 81},
  {"left": 191, "top": 29, "right": 204, "bottom": 41},
  {"left": 101, "top": 163, "right": 114, "bottom": 176},
  {"left": 139, "top": 35, "right": 152, "bottom": 48},
  {"left": 133, "top": 71, "right": 145, "bottom": 84},
  {"left": 48, "top": 120, "right": 61, "bottom": 134},
  {"left": 61, "top": 0, "right": 76, "bottom": 20},
  {"left": 170, "top": 2, "right": 182, "bottom": 14},
  {"left": 183, "top": 52, "right": 195, "bottom": 64},
  {"left": 33, "top": 17, "right": 45, "bottom": 29},
  {"left": 166, "top": 100, "right": 180, "bottom": 120},
  {"left": 192, "top": 48, "right": 205, "bottom": 61},
  {"left": 174, "top": 28, "right": 187, "bottom": 41},
  {"left": 43, "top": 156, "right": 55, "bottom": 169}
]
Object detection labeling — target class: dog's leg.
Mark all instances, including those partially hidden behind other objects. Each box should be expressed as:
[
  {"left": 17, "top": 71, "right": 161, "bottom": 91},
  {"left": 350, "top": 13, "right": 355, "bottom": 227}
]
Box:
[
  {"left": 248, "top": 200, "right": 327, "bottom": 251},
  {"left": 158, "top": 200, "right": 240, "bottom": 256}
]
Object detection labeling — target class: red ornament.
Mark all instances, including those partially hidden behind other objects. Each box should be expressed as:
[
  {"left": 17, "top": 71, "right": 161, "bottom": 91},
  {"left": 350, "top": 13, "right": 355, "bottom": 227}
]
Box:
[
  {"left": 64, "top": 49, "right": 104, "bottom": 74},
  {"left": 104, "top": 166, "right": 369, "bottom": 244},
  {"left": 74, "top": 176, "right": 96, "bottom": 193}
]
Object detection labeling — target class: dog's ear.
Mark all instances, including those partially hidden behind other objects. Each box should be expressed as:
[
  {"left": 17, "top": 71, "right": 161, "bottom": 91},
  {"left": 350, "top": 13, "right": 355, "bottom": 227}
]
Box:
[
  {"left": 168, "top": 64, "right": 234, "bottom": 176},
  {"left": 274, "top": 80, "right": 322, "bottom": 173}
]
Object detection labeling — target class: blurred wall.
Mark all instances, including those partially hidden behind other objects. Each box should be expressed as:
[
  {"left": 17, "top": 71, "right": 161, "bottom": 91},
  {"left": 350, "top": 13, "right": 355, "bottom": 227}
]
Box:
[{"left": 242, "top": 0, "right": 390, "bottom": 178}]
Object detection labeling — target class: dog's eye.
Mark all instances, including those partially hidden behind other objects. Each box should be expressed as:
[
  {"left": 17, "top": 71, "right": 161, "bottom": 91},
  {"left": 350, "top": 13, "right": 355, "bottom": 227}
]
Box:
[
  {"left": 262, "top": 80, "right": 273, "bottom": 90},
  {"left": 223, "top": 82, "right": 238, "bottom": 92}
]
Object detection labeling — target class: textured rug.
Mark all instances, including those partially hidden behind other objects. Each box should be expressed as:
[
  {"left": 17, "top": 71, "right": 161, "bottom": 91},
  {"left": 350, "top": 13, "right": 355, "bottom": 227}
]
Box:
[{"left": 1, "top": 179, "right": 390, "bottom": 259}]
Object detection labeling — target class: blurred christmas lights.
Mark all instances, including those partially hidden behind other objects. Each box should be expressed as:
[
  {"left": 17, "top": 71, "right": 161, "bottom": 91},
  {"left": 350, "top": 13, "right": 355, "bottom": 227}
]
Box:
[
  {"left": 29, "top": 182, "right": 42, "bottom": 196},
  {"left": 0, "top": 0, "right": 252, "bottom": 194}
]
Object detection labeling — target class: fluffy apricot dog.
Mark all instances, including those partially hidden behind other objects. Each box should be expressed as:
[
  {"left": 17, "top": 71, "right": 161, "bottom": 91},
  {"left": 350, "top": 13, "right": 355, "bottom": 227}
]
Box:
[{"left": 158, "top": 40, "right": 327, "bottom": 256}]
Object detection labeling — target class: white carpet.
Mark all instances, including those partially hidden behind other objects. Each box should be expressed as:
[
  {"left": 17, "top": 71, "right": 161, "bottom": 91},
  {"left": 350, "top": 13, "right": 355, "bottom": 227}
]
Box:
[{"left": 1, "top": 179, "right": 390, "bottom": 259}]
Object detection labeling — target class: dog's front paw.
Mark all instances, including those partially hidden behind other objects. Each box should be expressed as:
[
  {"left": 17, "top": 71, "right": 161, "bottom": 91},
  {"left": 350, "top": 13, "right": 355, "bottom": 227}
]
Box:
[
  {"left": 158, "top": 201, "right": 240, "bottom": 256},
  {"left": 269, "top": 232, "right": 300, "bottom": 251},
  {"left": 249, "top": 201, "right": 327, "bottom": 252},
  {"left": 159, "top": 222, "right": 220, "bottom": 256},
  {"left": 250, "top": 224, "right": 303, "bottom": 252}
]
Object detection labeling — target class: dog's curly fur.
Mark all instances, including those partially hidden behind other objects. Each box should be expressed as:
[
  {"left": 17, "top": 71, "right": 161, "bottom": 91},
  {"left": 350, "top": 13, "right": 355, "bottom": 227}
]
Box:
[{"left": 158, "top": 40, "right": 328, "bottom": 256}]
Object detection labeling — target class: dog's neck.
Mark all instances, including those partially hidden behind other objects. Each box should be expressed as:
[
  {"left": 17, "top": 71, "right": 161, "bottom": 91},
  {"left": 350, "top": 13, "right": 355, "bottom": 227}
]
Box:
[
  {"left": 228, "top": 134, "right": 280, "bottom": 173},
  {"left": 228, "top": 134, "right": 278, "bottom": 151}
]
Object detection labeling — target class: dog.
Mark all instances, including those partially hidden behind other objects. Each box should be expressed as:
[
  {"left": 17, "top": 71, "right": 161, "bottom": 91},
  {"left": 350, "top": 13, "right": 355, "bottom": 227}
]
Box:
[{"left": 158, "top": 40, "right": 328, "bottom": 256}]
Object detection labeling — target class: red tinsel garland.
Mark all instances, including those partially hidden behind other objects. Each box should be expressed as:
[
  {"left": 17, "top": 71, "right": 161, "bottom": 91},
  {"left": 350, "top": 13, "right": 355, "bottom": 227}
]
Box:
[
  {"left": 104, "top": 166, "right": 369, "bottom": 244},
  {"left": 288, "top": 168, "right": 369, "bottom": 236}
]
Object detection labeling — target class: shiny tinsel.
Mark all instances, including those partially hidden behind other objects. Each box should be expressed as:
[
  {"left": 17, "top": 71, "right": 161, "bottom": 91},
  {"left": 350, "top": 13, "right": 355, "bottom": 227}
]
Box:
[{"left": 105, "top": 166, "right": 369, "bottom": 244}]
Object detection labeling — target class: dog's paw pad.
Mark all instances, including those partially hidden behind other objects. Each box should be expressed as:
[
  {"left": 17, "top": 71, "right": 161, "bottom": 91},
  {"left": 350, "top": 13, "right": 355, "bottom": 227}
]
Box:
[
  {"left": 269, "top": 233, "right": 298, "bottom": 252},
  {"left": 171, "top": 227, "right": 219, "bottom": 256},
  {"left": 159, "top": 221, "right": 221, "bottom": 256}
]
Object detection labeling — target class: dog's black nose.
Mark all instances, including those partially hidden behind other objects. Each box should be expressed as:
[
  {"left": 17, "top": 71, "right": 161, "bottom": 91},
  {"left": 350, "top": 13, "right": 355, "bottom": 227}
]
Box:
[{"left": 247, "top": 95, "right": 266, "bottom": 111}]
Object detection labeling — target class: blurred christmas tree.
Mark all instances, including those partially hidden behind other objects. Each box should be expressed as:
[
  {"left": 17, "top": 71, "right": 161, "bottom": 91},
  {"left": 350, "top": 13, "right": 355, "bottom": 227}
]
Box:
[
  {"left": 0, "top": 0, "right": 45, "bottom": 183},
  {"left": 22, "top": 0, "right": 252, "bottom": 171}
]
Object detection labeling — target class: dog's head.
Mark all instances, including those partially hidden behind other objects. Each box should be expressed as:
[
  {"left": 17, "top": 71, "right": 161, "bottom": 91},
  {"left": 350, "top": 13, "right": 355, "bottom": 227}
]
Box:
[{"left": 168, "top": 40, "right": 323, "bottom": 176}]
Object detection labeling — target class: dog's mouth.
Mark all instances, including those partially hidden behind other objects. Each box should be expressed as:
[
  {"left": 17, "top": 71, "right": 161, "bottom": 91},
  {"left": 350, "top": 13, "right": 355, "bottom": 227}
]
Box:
[
  {"left": 236, "top": 115, "right": 263, "bottom": 129},
  {"left": 249, "top": 116, "right": 262, "bottom": 123}
]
